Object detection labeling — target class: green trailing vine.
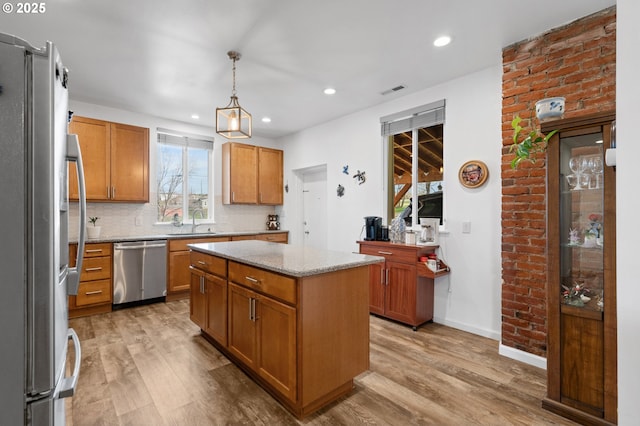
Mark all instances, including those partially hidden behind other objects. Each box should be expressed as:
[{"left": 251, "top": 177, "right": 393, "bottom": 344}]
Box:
[{"left": 509, "top": 115, "right": 557, "bottom": 169}]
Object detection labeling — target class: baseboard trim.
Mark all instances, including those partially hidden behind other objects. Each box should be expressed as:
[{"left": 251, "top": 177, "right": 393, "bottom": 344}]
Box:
[
  {"left": 433, "top": 317, "right": 500, "bottom": 341},
  {"left": 498, "top": 343, "right": 547, "bottom": 369}
]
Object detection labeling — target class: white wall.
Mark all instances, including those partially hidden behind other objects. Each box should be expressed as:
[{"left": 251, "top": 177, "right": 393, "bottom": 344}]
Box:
[
  {"left": 278, "top": 65, "right": 503, "bottom": 340},
  {"left": 615, "top": 1, "right": 639, "bottom": 424},
  {"left": 68, "top": 100, "right": 280, "bottom": 238}
]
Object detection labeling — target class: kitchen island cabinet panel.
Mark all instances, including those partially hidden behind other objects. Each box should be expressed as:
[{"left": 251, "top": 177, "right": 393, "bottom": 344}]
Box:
[{"left": 188, "top": 241, "right": 377, "bottom": 418}]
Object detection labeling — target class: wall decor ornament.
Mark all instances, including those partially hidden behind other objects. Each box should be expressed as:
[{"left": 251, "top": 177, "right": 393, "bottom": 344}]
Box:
[
  {"left": 342, "top": 165, "right": 349, "bottom": 175},
  {"left": 353, "top": 170, "right": 366, "bottom": 185},
  {"left": 458, "top": 160, "right": 488, "bottom": 188},
  {"left": 336, "top": 184, "right": 345, "bottom": 197}
]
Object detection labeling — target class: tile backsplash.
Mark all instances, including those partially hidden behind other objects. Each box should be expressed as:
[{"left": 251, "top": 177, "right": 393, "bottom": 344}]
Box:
[{"left": 69, "top": 193, "right": 277, "bottom": 240}]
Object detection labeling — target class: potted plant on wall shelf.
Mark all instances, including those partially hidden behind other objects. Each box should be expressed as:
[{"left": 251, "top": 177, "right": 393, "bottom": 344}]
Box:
[
  {"left": 509, "top": 115, "right": 558, "bottom": 169},
  {"left": 87, "top": 216, "right": 101, "bottom": 239}
]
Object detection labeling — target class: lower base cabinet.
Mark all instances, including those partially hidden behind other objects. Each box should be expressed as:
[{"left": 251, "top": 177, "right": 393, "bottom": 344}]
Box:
[
  {"left": 228, "top": 282, "right": 296, "bottom": 400},
  {"left": 68, "top": 242, "right": 113, "bottom": 318},
  {"left": 189, "top": 250, "right": 369, "bottom": 418}
]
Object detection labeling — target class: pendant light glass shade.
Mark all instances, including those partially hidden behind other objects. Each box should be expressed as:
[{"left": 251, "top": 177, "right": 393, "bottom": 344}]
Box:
[{"left": 216, "top": 51, "right": 252, "bottom": 139}]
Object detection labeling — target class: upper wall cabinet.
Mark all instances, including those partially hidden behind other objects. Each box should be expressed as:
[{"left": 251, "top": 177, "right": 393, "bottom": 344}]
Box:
[
  {"left": 69, "top": 116, "right": 149, "bottom": 202},
  {"left": 222, "top": 142, "right": 283, "bottom": 205}
]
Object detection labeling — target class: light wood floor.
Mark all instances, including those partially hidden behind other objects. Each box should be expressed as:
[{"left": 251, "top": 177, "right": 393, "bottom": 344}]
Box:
[{"left": 66, "top": 299, "right": 576, "bottom": 425}]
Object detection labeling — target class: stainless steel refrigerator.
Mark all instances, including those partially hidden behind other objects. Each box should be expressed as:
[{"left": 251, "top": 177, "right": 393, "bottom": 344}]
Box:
[{"left": 0, "top": 33, "right": 87, "bottom": 425}]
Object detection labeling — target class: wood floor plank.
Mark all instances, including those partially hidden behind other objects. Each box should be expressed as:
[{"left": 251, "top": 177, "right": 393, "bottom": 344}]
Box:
[{"left": 68, "top": 301, "right": 579, "bottom": 425}]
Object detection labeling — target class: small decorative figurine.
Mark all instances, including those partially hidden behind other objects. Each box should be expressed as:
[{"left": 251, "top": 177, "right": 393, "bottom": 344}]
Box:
[
  {"left": 342, "top": 165, "right": 349, "bottom": 175},
  {"left": 266, "top": 214, "right": 280, "bottom": 231},
  {"left": 337, "top": 184, "right": 345, "bottom": 197},
  {"left": 568, "top": 228, "right": 580, "bottom": 246},
  {"left": 353, "top": 170, "right": 366, "bottom": 185}
]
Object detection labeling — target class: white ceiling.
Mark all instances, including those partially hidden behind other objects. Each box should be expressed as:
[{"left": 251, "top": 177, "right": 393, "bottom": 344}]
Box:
[{"left": 1, "top": 0, "right": 615, "bottom": 138}]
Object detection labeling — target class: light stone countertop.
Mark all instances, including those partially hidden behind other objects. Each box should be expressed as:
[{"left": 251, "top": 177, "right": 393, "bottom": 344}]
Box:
[
  {"left": 189, "top": 240, "right": 384, "bottom": 278},
  {"left": 71, "top": 229, "right": 288, "bottom": 244}
]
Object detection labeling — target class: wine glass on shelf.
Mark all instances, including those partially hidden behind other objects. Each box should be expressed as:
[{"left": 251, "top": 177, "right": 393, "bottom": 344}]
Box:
[
  {"left": 569, "top": 156, "right": 580, "bottom": 174},
  {"left": 592, "top": 156, "right": 604, "bottom": 188}
]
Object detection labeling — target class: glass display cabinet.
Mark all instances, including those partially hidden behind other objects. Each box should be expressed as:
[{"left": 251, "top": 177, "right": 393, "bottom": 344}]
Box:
[{"left": 542, "top": 112, "right": 617, "bottom": 425}]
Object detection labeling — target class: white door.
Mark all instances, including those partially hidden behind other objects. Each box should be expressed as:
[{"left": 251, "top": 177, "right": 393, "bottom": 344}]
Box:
[{"left": 302, "top": 168, "right": 327, "bottom": 250}]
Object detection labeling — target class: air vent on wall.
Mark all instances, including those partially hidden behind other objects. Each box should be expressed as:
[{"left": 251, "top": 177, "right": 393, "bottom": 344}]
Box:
[{"left": 381, "top": 85, "right": 406, "bottom": 96}]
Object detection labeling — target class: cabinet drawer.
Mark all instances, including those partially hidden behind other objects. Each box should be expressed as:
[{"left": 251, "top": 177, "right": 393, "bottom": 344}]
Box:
[
  {"left": 229, "top": 261, "right": 296, "bottom": 305},
  {"left": 190, "top": 251, "right": 227, "bottom": 277},
  {"left": 359, "top": 244, "right": 416, "bottom": 264},
  {"left": 82, "top": 243, "right": 111, "bottom": 258},
  {"left": 76, "top": 279, "right": 111, "bottom": 306},
  {"left": 80, "top": 256, "right": 111, "bottom": 281},
  {"left": 255, "top": 233, "right": 288, "bottom": 243}
]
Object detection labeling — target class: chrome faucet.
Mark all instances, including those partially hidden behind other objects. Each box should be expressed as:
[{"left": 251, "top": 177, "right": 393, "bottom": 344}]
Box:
[{"left": 192, "top": 208, "right": 204, "bottom": 233}]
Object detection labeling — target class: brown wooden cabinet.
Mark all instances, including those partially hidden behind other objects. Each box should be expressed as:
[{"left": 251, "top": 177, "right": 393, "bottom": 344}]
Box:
[
  {"left": 167, "top": 236, "right": 230, "bottom": 300},
  {"left": 189, "top": 248, "right": 369, "bottom": 418},
  {"left": 68, "top": 242, "right": 113, "bottom": 318},
  {"left": 222, "top": 142, "right": 283, "bottom": 205},
  {"left": 542, "top": 112, "right": 617, "bottom": 425},
  {"left": 358, "top": 241, "right": 449, "bottom": 330},
  {"left": 228, "top": 262, "right": 297, "bottom": 401},
  {"left": 69, "top": 116, "right": 149, "bottom": 202},
  {"left": 190, "top": 250, "right": 228, "bottom": 346}
]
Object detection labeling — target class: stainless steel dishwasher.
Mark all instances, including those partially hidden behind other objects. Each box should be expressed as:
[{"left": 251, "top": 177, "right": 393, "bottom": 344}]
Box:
[{"left": 113, "top": 240, "right": 167, "bottom": 307}]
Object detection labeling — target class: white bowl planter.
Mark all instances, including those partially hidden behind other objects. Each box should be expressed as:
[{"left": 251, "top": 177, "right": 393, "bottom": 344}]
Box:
[
  {"left": 536, "top": 97, "right": 565, "bottom": 120},
  {"left": 87, "top": 226, "right": 101, "bottom": 239}
]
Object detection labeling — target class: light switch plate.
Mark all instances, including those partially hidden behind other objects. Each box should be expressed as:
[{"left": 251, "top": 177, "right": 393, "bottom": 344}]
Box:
[{"left": 462, "top": 221, "right": 471, "bottom": 233}]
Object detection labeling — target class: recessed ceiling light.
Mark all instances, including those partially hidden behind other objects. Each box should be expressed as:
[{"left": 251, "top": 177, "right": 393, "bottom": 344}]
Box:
[
  {"left": 433, "top": 36, "right": 451, "bottom": 47},
  {"left": 191, "top": 114, "right": 200, "bottom": 120},
  {"left": 261, "top": 117, "right": 272, "bottom": 123},
  {"left": 324, "top": 87, "right": 336, "bottom": 95}
]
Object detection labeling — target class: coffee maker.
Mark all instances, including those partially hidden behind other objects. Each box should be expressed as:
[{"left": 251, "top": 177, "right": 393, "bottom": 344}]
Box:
[{"left": 364, "top": 216, "right": 382, "bottom": 241}]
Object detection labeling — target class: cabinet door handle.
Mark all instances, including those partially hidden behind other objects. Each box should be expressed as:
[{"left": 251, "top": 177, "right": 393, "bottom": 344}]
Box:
[
  {"left": 85, "top": 267, "right": 102, "bottom": 272},
  {"left": 197, "top": 260, "right": 207, "bottom": 265},
  {"left": 232, "top": 192, "right": 235, "bottom": 202},
  {"left": 380, "top": 269, "right": 385, "bottom": 285},
  {"left": 378, "top": 251, "right": 393, "bottom": 255},
  {"left": 245, "top": 276, "right": 260, "bottom": 284},
  {"left": 385, "top": 269, "right": 389, "bottom": 285},
  {"left": 107, "top": 186, "right": 110, "bottom": 199},
  {"left": 85, "top": 249, "right": 103, "bottom": 254},
  {"left": 200, "top": 275, "right": 205, "bottom": 294},
  {"left": 112, "top": 186, "right": 116, "bottom": 199},
  {"left": 85, "top": 290, "right": 102, "bottom": 295},
  {"left": 248, "top": 298, "right": 254, "bottom": 321}
]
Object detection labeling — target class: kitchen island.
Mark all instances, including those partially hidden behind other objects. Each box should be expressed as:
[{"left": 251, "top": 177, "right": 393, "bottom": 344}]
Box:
[{"left": 188, "top": 240, "right": 383, "bottom": 418}]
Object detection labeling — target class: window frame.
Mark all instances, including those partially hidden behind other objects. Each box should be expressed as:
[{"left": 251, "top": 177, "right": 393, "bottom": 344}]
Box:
[
  {"left": 156, "top": 128, "right": 214, "bottom": 225},
  {"left": 381, "top": 100, "right": 446, "bottom": 230}
]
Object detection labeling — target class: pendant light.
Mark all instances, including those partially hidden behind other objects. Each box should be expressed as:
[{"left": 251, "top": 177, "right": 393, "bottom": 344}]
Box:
[{"left": 216, "top": 51, "right": 252, "bottom": 139}]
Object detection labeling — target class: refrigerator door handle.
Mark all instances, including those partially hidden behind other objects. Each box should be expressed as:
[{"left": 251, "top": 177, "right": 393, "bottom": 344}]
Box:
[
  {"left": 66, "top": 134, "right": 86, "bottom": 295},
  {"left": 57, "top": 328, "right": 82, "bottom": 399}
]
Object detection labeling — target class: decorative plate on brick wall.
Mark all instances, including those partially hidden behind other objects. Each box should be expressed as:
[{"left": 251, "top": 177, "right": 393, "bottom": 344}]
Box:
[{"left": 459, "top": 160, "right": 488, "bottom": 188}]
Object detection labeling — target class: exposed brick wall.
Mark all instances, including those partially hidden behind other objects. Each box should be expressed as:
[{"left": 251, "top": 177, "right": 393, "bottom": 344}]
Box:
[{"left": 501, "top": 7, "right": 616, "bottom": 357}]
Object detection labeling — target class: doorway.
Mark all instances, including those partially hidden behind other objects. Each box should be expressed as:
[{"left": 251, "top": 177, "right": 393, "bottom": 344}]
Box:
[{"left": 301, "top": 166, "right": 327, "bottom": 250}]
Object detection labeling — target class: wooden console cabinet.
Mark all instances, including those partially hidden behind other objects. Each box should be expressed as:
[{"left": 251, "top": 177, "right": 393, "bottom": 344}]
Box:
[{"left": 358, "top": 240, "right": 449, "bottom": 330}]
